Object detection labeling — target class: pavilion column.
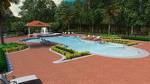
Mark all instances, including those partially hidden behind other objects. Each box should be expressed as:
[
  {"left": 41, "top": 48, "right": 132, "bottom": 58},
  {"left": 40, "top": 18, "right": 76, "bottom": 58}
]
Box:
[{"left": 28, "top": 27, "right": 31, "bottom": 37}]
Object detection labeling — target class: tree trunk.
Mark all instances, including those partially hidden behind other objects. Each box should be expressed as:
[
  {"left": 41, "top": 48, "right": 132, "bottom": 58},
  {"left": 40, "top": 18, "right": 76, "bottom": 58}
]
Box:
[
  {"left": 78, "top": 25, "right": 80, "bottom": 33},
  {"left": 131, "top": 26, "right": 134, "bottom": 35},
  {"left": 79, "top": 24, "right": 81, "bottom": 33},
  {"left": 108, "top": 24, "right": 111, "bottom": 35},
  {"left": 68, "top": 24, "right": 69, "bottom": 32},
  {"left": 0, "top": 28, "right": 5, "bottom": 44},
  {"left": 91, "top": 21, "right": 94, "bottom": 34},
  {"left": 80, "top": 22, "right": 82, "bottom": 33},
  {"left": 79, "top": 21, "right": 81, "bottom": 33},
  {"left": 0, "top": 20, "right": 5, "bottom": 44}
]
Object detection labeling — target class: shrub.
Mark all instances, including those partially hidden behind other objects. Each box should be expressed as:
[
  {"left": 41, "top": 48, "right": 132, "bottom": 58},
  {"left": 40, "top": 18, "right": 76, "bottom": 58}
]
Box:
[
  {"left": 104, "top": 39, "right": 138, "bottom": 46},
  {"left": 51, "top": 45, "right": 90, "bottom": 60},
  {"left": 80, "top": 51, "right": 90, "bottom": 56},
  {"left": 55, "top": 45, "right": 75, "bottom": 53},
  {"left": 0, "top": 48, "right": 8, "bottom": 73},
  {"left": 0, "top": 43, "right": 28, "bottom": 53},
  {"left": 65, "top": 53, "right": 74, "bottom": 59},
  {"left": 99, "top": 34, "right": 138, "bottom": 46},
  {"left": 122, "top": 36, "right": 150, "bottom": 41},
  {"left": 100, "top": 34, "right": 121, "bottom": 39}
]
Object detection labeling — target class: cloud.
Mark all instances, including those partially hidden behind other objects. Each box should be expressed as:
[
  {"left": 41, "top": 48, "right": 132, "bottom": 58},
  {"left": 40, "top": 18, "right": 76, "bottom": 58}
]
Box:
[
  {"left": 53, "top": 0, "right": 63, "bottom": 5},
  {"left": 10, "top": 0, "right": 63, "bottom": 17}
]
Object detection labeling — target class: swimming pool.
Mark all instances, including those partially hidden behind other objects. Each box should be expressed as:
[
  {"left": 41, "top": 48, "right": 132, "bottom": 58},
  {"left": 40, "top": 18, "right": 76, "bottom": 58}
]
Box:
[{"left": 24, "top": 36, "right": 149, "bottom": 58}]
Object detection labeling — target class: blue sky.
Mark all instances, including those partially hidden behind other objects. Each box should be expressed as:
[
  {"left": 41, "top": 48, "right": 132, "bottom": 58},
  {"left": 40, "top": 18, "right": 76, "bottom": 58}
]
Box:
[{"left": 10, "top": 0, "right": 63, "bottom": 17}]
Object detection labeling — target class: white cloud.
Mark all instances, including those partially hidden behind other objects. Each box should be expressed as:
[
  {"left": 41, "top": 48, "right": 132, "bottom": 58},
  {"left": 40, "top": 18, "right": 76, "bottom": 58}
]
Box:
[
  {"left": 10, "top": 0, "right": 63, "bottom": 17},
  {"left": 53, "top": 0, "right": 63, "bottom": 5}
]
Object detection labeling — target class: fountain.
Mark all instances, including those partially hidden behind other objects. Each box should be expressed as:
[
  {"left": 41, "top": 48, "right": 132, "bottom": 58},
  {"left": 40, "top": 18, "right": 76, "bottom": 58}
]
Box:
[{"left": 41, "top": 27, "right": 49, "bottom": 34}]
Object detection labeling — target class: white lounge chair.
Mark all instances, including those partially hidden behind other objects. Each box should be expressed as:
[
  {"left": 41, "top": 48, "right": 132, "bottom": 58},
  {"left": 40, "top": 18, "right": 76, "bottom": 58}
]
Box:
[
  {"left": 87, "top": 35, "right": 90, "bottom": 37},
  {"left": 71, "top": 32, "right": 74, "bottom": 34},
  {"left": 96, "top": 36, "right": 101, "bottom": 39},
  {"left": 10, "top": 75, "right": 39, "bottom": 84},
  {"left": 68, "top": 32, "right": 70, "bottom": 34}
]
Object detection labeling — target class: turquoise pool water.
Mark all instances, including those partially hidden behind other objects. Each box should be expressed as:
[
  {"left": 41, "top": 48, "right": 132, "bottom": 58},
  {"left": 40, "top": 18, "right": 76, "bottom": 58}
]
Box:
[{"left": 25, "top": 36, "right": 149, "bottom": 58}]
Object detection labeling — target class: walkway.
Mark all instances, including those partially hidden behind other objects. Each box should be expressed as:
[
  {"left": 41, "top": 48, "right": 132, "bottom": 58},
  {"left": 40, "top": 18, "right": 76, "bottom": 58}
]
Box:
[{"left": 5, "top": 36, "right": 150, "bottom": 84}]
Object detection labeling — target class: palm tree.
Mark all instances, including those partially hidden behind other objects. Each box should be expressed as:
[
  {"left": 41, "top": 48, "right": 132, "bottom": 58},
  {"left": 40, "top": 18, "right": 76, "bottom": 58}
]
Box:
[{"left": 0, "top": 0, "right": 19, "bottom": 44}]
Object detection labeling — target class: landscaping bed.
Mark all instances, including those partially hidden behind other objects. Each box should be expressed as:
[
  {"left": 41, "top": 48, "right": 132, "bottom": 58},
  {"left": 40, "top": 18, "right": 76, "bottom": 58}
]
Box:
[
  {"left": 99, "top": 34, "right": 138, "bottom": 46},
  {"left": 51, "top": 45, "right": 90, "bottom": 59},
  {"left": 0, "top": 48, "right": 8, "bottom": 73},
  {"left": 0, "top": 43, "right": 28, "bottom": 73},
  {"left": 100, "top": 34, "right": 122, "bottom": 39},
  {"left": 0, "top": 43, "right": 28, "bottom": 53},
  {"left": 104, "top": 39, "right": 138, "bottom": 46}
]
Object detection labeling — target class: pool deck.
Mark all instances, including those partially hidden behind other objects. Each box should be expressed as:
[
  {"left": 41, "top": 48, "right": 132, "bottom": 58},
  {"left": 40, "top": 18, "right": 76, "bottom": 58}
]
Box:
[{"left": 4, "top": 36, "right": 150, "bottom": 84}]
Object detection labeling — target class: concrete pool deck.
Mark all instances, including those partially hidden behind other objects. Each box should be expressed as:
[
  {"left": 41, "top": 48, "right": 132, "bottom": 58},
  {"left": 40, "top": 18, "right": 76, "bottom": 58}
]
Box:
[{"left": 4, "top": 36, "right": 150, "bottom": 84}]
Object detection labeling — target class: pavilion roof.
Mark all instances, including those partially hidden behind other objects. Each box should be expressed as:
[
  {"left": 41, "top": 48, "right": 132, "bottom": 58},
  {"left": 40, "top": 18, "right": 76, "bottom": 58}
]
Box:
[{"left": 26, "top": 20, "right": 49, "bottom": 27}]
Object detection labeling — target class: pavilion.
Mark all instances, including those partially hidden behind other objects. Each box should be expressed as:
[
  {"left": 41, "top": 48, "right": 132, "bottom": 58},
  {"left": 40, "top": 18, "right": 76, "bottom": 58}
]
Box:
[{"left": 26, "top": 20, "right": 49, "bottom": 37}]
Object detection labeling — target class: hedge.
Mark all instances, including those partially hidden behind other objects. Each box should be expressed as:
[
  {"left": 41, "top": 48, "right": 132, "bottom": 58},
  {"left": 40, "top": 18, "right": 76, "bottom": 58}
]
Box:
[
  {"left": 100, "top": 34, "right": 121, "bottom": 39},
  {"left": 0, "top": 48, "right": 8, "bottom": 73},
  {"left": 122, "top": 36, "right": 150, "bottom": 41},
  {"left": 0, "top": 43, "right": 28, "bottom": 53},
  {"left": 104, "top": 39, "right": 138, "bottom": 46},
  {"left": 51, "top": 45, "right": 90, "bottom": 59}
]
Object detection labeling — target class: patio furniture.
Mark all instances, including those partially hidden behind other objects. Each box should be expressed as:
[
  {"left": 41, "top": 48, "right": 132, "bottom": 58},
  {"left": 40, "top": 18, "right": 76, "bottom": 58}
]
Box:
[
  {"left": 93, "top": 36, "right": 101, "bottom": 41},
  {"left": 71, "top": 32, "right": 74, "bottom": 34},
  {"left": 86, "top": 35, "right": 95, "bottom": 40},
  {"left": 0, "top": 74, "right": 41, "bottom": 84},
  {"left": 40, "top": 38, "right": 55, "bottom": 46},
  {"left": 87, "top": 35, "right": 90, "bottom": 37},
  {"left": 68, "top": 32, "right": 71, "bottom": 34},
  {"left": 10, "top": 75, "right": 41, "bottom": 84}
]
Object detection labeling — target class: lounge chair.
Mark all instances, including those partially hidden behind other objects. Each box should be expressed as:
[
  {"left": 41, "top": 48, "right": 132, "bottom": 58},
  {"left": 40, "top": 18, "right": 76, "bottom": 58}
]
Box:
[
  {"left": 10, "top": 75, "right": 41, "bottom": 84},
  {"left": 87, "top": 35, "right": 90, "bottom": 37},
  {"left": 93, "top": 36, "right": 101, "bottom": 41},
  {"left": 71, "top": 32, "right": 74, "bottom": 34},
  {"left": 0, "top": 74, "right": 41, "bottom": 84},
  {"left": 86, "top": 35, "right": 95, "bottom": 40},
  {"left": 68, "top": 32, "right": 71, "bottom": 34}
]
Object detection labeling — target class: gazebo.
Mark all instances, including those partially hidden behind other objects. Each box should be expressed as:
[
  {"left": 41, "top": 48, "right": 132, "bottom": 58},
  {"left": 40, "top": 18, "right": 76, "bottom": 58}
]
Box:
[{"left": 26, "top": 20, "right": 49, "bottom": 36}]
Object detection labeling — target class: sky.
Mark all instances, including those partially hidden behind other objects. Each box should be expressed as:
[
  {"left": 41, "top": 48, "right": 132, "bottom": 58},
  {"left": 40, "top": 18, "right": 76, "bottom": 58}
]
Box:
[{"left": 10, "top": 0, "right": 63, "bottom": 17}]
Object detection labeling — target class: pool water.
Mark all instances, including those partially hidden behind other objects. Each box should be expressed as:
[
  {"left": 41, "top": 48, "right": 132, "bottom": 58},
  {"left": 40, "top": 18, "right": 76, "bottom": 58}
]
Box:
[{"left": 25, "top": 36, "right": 149, "bottom": 58}]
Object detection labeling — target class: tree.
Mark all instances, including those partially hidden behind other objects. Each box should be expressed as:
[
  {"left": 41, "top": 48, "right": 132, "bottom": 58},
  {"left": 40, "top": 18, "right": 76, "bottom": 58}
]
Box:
[
  {"left": 101, "top": 4, "right": 120, "bottom": 34},
  {"left": 0, "top": 0, "right": 19, "bottom": 44},
  {"left": 53, "top": 0, "right": 149, "bottom": 35},
  {"left": 54, "top": 1, "right": 78, "bottom": 32},
  {"left": 122, "top": 0, "right": 144, "bottom": 35},
  {"left": 20, "top": 0, "right": 56, "bottom": 22}
]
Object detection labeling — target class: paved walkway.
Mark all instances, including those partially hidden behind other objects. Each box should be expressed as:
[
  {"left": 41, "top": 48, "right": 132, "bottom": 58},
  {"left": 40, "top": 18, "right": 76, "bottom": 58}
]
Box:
[{"left": 5, "top": 36, "right": 150, "bottom": 84}]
